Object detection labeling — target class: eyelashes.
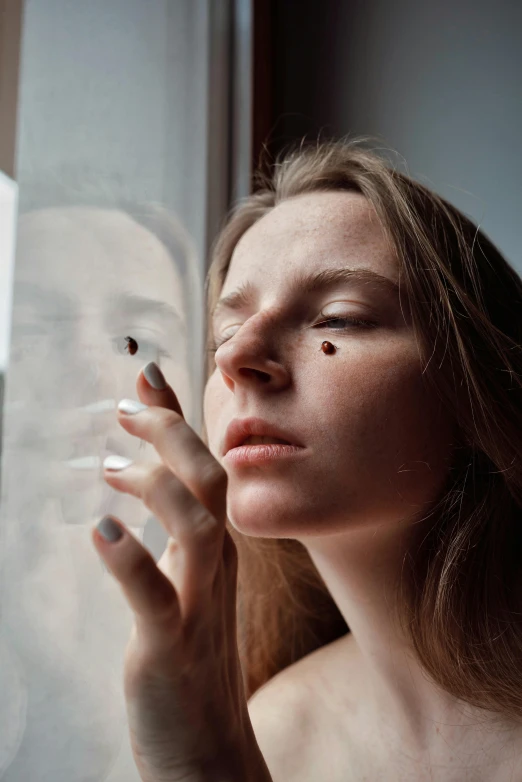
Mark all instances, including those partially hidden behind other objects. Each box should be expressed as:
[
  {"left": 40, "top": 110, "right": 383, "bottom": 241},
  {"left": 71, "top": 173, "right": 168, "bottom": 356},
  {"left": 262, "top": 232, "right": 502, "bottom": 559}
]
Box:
[{"left": 207, "top": 316, "right": 377, "bottom": 354}]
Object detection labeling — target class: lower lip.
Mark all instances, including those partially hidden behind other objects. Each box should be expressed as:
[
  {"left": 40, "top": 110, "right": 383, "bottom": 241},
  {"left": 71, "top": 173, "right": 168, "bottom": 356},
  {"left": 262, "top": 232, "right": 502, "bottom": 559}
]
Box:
[{"left": 223, "top": 443, "right": 306, "bottom": 466}]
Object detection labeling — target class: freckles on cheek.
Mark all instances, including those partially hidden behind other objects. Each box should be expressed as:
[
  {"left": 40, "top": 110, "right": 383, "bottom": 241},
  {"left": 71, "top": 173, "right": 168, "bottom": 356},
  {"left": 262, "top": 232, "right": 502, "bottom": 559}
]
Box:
[
  {"left": 360, "top": 347, "right": 420, "bottom": 390},
  {"left": 328, "top": 357, "right": 419, "bottom": 431}
]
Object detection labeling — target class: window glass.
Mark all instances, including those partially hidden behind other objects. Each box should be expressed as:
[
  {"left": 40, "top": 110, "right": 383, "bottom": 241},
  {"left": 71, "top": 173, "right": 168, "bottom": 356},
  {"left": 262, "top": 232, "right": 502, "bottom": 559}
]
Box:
[{"left": 0, "top": 2, "right": 221, "bottom": 779}]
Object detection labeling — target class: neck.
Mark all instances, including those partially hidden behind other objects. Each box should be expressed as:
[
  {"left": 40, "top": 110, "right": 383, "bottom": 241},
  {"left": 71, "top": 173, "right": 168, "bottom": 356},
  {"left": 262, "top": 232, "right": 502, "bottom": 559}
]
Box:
[{"left": 301, "top": 518, "right": 520, "bottom": 773}]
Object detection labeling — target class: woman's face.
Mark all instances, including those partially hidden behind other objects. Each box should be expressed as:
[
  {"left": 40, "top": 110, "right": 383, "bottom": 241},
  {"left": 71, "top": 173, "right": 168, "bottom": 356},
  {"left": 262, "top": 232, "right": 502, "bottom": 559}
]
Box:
[
  {"left": 204, "top": 191, "right": 455, "bottom": 539},
  {"left": 6, "top": 206, "right": 191, "bottom": 527}
]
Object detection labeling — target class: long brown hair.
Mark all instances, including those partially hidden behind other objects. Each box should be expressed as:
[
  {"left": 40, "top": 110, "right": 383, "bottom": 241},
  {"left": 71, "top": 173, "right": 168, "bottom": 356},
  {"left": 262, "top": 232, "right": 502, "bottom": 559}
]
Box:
[{"left": 202, "top": 138, "right": 522, "bottom": 719}]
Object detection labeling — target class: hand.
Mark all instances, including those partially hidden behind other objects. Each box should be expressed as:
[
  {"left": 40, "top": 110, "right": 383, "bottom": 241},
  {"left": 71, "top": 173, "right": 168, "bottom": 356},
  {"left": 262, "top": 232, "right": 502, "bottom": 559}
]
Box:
[{"left": 91, "top": 364, "right": 271, "bottom": 782}]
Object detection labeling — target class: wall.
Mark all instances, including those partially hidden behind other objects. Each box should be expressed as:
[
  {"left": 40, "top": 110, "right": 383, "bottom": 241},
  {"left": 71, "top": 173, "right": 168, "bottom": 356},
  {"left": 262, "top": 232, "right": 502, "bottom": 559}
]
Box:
[{"left": 272, "top": 0, "right": 522, "bottom": 271}]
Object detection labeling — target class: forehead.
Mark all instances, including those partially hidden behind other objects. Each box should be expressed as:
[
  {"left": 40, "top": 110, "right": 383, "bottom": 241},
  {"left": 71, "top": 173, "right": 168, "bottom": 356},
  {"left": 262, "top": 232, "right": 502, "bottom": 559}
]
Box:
[
  {"left": 18, "top": 207, "right": 169, "bottom": 260},
  {"left": 224, "top": 190, "right": 397, "bottom": 293},
  {"left": 15, "top": 206, "right": 185, "bottom": 319},
  {"left": 17, "top": 206, "right": 180, "bottom": 284}
]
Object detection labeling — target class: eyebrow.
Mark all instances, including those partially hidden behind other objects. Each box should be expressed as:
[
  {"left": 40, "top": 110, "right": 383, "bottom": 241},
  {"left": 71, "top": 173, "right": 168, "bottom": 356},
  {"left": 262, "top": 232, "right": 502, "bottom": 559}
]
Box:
[
  {"left": 113, "top": 292, "right": 185, "bottom": 330},
  {"left": 211, "top": 267, "right": 401, "bottom": 322},
  {"left": 14, "top": 282, "right": 185, "bottom": 330}
]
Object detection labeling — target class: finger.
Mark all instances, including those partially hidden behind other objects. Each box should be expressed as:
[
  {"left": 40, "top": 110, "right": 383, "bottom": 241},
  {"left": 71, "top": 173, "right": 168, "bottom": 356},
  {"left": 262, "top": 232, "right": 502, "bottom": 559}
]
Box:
[
  {"left": 137, "top": 361, "right": 184, "bottom": 417},
  {"left": 91, "top": 516, "right": 182, "bottom": 651},
  {"left": 131, "top": 362, "right": 228, "bottom": 525},
  {"left": 103, "top": 459, "right": 222, "bottom": 617},
  {"left": 116, "top": 402, "right": 228, "bottom": 527}
]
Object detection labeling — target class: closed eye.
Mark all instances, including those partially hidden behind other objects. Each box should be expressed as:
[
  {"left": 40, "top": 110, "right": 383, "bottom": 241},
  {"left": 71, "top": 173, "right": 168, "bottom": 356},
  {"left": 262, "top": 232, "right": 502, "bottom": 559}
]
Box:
[
  {"left": 315, "top": 316, "right": 376, "bottom": 330},
  {"left": 207, "top": 315, "right": 376, "bottom": 354}
]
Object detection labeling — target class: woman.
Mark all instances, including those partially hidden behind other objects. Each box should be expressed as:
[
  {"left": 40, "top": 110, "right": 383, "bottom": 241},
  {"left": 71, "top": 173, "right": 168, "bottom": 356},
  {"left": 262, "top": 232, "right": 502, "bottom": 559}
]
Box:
[{"left": 93, "top": 138, "right": 522, "bottom": 781}]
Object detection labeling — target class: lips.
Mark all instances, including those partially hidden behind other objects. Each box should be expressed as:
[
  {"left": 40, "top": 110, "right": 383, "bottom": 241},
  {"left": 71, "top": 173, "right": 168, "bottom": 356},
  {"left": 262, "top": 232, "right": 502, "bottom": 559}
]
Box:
[
  {"left": 63, "top": 435, "right": 133, "bottom": 467},
  {"left": 242, "top": 435, "right": 291, "bottom": 445},
  {"left": 223, "top": 417, "right": 304, "bottom": 455}
]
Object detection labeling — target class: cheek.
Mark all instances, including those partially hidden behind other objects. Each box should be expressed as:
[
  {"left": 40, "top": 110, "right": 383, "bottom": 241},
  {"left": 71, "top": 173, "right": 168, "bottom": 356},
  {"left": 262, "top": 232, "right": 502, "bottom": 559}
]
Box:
[
  {"left": 308, "top": 352, "right": 443, "bottom": 457},
  {"left": 203, "top": 371, "right": 218, "bottom": 414},
  {"left": 310, "top": 357, "right": 453, "bottom": 512},
  {"left": 203, "top": 373, "right": 223, "bottom": 447}
]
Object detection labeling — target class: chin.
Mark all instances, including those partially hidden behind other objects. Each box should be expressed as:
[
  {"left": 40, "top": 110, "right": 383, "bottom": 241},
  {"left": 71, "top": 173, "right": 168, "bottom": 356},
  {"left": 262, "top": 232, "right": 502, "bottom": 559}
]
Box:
[
  {"left": 225, "top": 503, "right": 303, "bottom": 539},
  {"left": 227, "top": 520, "right": 284, "bottom": 539}
]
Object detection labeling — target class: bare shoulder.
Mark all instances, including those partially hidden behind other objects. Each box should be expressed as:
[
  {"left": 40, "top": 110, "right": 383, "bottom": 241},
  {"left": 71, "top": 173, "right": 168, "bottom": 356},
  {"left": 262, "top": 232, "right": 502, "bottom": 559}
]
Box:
[
  {"left": 247, "top": 637, "right": 352, "bottom": 782},
  {"left": 247, "top": 664, "right": 313, "bottom": 782}
]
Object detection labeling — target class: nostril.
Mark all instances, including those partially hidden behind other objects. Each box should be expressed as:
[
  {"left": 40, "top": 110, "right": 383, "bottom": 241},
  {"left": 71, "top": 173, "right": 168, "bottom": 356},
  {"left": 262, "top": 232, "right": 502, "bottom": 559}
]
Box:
[{"left": 239, "top": 368, "right": 271, "bottom": 383}]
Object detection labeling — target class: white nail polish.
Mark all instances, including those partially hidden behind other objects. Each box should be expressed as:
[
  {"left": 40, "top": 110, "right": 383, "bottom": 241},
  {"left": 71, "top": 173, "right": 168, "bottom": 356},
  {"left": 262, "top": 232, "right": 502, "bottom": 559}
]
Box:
[
  {"left": 103, "top": 455, "right": 133, "bottom": 471},
  {"left": 118, "top": 399, "right": 148, "bottom": 415}
]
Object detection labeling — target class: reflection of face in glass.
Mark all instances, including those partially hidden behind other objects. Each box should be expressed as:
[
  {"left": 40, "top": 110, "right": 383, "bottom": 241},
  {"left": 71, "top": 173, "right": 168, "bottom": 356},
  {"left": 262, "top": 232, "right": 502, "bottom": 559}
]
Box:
[
  {"left": 0, "top": 206, "right": 196, "bottom": 781},
  {"left": 6, "top": 206, "right": 192, "bottom": 527}
]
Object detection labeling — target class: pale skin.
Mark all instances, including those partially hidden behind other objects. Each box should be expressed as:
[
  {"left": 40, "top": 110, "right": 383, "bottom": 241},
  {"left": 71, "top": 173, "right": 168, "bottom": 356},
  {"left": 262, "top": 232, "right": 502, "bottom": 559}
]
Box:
[
  {"left": 93, "top": 370, "right": 272, "bottom": 782},
  {"left": 93, "top": 191, "right": 522, "bottom": 782},
  {"left": 203, "top": 191, "right": 522, "bottom": 780}
]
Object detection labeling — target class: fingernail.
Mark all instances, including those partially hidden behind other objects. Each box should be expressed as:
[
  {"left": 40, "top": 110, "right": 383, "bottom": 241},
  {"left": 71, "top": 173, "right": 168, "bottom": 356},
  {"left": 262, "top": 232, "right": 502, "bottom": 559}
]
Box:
[
  {"left": 143, "top": 362, "right": 167, "bottom": 390},
  {"left": 97, "top": 516, "right": 123, "bottom": 542},
  {"left": 103, "top": 455, "right": 133, "bottom": 471},
  {"left": 118, "top": 398, "right": 148, "bottom": 415}
]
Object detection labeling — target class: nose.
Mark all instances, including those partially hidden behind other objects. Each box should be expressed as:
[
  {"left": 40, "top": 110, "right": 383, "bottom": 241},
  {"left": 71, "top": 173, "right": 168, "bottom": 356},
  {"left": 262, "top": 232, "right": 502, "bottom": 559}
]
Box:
[
  {"left": 213, "top": 320, "right": 290, "bottom": 391},
  {"left": 58, "top": 340, "right": 113, "bottom": 406}
]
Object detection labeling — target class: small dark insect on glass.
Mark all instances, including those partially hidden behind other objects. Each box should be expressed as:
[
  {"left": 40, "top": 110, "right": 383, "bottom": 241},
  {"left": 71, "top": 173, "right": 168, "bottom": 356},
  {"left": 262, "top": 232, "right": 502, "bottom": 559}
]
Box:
[{"left": 125, "top": 336, "right": 139, "bottom": 355}]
